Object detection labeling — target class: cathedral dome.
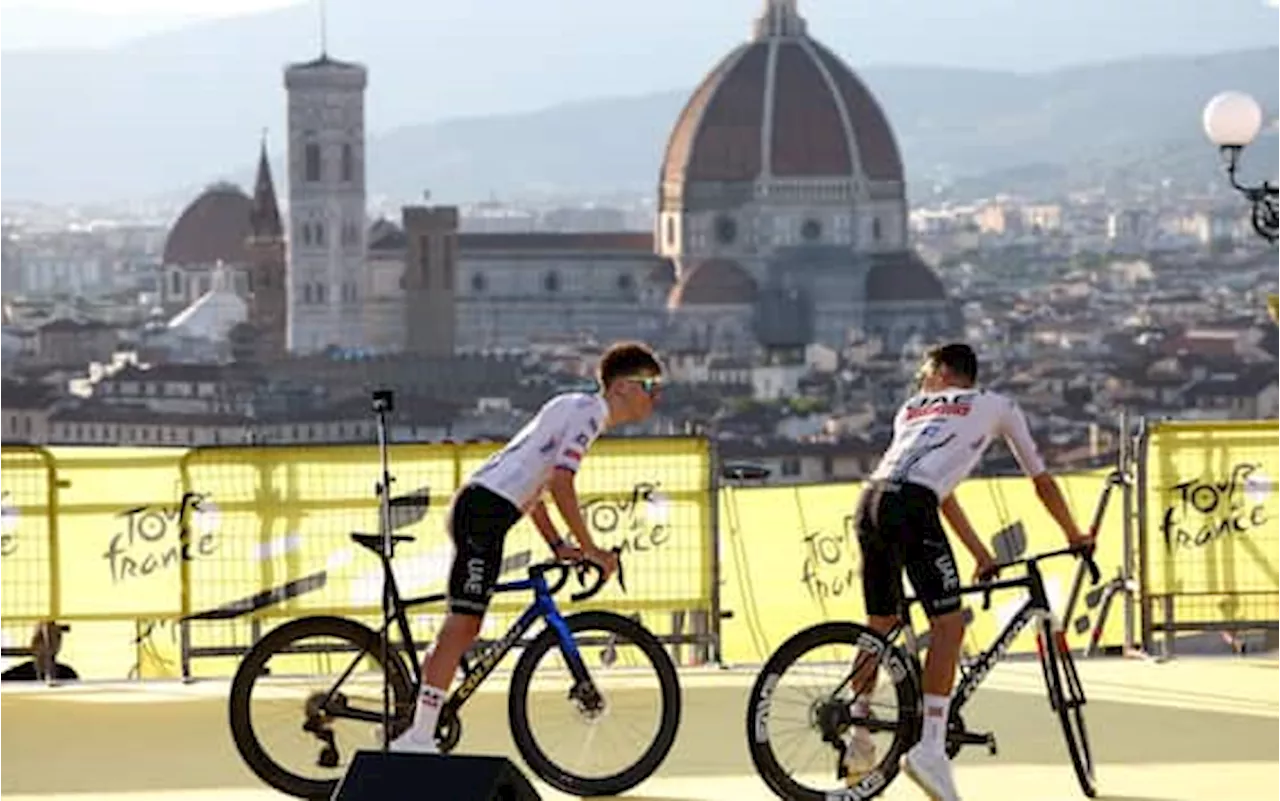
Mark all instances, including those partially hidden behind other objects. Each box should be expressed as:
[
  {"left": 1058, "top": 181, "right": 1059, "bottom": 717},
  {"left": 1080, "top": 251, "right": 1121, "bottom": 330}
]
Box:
[
  {"left": 865, "top": 253, "right": 946, "bottom": 303},
  {"left": 667, "top": 258, "right": 757, "bottom": 308},
  {"left": 659, "top": 0, "right": 903, "bottom": 208},
  {"left": 163, "top": 182, "right": 253, "bottom": 266}
]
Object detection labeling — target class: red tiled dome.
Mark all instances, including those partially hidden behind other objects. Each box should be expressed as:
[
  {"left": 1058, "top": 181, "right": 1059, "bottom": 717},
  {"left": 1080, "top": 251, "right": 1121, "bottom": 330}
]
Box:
[
  {"left": 865, "top": 252, "right": 946, "bottom": 303},
  {"left": 667, "top": 258, "right": 758, "bottom": 308},
  {"left": 163, "top": 182, "right": 252, "bottom": 266},
  {"left": 659, "top": 2, "right": 903, "bottom": 207}
]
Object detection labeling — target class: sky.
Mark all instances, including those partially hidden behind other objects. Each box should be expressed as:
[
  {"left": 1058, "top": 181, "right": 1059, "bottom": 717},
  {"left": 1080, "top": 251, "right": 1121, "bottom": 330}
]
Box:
[{"left": 0, "top": 0, "right": 302, "bottom": 49}]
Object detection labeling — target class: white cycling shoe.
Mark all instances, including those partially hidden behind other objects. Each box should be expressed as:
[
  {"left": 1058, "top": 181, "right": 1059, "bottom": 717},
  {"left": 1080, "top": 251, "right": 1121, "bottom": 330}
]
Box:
[
  {"left": 388, "top": 728, "right": 439, "bottom": 754},
  {"left": 841, "top": 726, "right": 879, "bottom": 784},
  {"left": 902, "top": 742, "right": 961, "bottom": 801}
]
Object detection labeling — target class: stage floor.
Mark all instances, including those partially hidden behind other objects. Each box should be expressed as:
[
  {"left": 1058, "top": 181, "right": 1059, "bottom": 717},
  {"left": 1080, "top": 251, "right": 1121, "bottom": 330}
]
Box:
[{"left": 3, "top": 656, "right": 1277, "bottom": 800}]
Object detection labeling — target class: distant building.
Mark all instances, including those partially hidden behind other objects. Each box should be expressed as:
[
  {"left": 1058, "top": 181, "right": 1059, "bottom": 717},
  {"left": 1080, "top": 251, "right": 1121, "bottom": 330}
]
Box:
[{"left": 283, "top": 53, "right": 369, "bottom": 354}]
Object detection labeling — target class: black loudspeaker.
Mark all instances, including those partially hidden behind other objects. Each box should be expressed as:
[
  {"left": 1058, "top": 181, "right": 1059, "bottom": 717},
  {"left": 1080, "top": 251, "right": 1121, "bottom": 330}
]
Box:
[{"left": 332, "top": 751, "right": 542, "bottom": 801}]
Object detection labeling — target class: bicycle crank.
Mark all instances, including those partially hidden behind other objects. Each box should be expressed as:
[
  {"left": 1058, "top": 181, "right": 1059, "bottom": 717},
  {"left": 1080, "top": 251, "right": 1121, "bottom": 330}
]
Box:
[{"left": 436, "top": 709, "right": 462, "bottom": 754}]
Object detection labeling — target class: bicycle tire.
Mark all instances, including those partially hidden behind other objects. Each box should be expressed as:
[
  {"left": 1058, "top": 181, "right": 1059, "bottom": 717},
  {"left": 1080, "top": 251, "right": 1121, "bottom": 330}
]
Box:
[
  {"left": 508, "top": 610, "right": 682, "bottom": 797},
  {"left": 228, "top": 616, "right": 415, "bottom": 801},
  {"left": 746, "top": 622, "right": 920, "bottom": 801},
  {"left": 1038, "top": 623, "right": 1097, "bottom": 798}
]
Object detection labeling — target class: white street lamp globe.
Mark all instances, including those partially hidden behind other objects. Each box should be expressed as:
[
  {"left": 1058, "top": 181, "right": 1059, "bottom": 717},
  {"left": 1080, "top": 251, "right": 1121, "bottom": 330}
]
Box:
[{"left": 1203, "top": 91, "right": 1264, "bottom": 147}]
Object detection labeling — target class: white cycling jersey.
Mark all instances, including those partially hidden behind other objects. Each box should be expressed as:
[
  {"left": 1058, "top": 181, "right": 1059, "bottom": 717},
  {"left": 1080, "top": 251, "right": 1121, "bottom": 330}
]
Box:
[
  {"left": 469, "top": 392, "right": 609, "bottom": 511},
  {"left": 869, "top": 388, "right": 1046, "bottom": 500}
]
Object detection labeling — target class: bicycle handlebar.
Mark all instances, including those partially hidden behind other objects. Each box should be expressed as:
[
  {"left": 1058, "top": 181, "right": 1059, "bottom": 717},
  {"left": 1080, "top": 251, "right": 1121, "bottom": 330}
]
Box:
[
  {"left": 527, "top": 546, "right": 627, "bottom": 603},
  {"left": 979, "top": 543, "right": 1100, "bottom": 611},
  {"left": 570, "top": 546, "right": 626, "bottom": 602}
]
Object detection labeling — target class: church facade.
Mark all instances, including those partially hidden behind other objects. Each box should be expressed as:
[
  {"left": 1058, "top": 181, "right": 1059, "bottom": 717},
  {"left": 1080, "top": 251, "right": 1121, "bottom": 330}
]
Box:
[
  {"left": 372, "top": 0, "right": 956, "bottom": 355},
  {"left": 157, "top": 0, "right": 955, "bottom": 360}
]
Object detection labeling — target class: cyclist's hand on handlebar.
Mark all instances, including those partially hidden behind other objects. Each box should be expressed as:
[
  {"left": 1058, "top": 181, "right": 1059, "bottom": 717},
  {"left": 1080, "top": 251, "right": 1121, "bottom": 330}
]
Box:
[
  {"left": 583, "top": 545, "right": 619, "bottom": 581},
  {"left": 1067, "top": 530, "right": 1096, "bottom": 553},
  {"left": 972, "top": 553, "right": 999, "bottom": 584},
  {"left": 551, "top": 540, "right": 583, "bottom": 563}
]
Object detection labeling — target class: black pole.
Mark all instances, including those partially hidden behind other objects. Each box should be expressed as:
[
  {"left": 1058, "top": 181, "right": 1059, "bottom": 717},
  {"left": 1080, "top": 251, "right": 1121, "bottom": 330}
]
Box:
[{"left": 372, "top": 389, "right": 396, "bottom": 751}]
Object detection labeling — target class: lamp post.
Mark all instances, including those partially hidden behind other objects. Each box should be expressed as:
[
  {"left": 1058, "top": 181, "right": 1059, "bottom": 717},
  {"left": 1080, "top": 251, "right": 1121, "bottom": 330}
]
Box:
[
  {"left": 1205, "top": 92, "right": 1280, "bottom": 322},
  {"left": 1202, "top": 91, "right": 1278, "bottom": 244}
]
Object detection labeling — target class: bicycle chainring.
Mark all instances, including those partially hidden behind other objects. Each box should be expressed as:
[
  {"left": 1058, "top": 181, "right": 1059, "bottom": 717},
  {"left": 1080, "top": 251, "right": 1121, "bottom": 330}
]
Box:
[{"left": 436, "top": 709, "right": 462, "bottom": 753}]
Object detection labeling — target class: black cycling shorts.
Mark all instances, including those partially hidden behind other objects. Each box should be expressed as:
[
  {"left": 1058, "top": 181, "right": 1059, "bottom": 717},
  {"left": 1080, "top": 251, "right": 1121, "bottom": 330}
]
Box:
[
  {"left": 446, "top": 484, "right": 522, "bottom": 617},
  {"left": 855, "top": 480, "right": 963, "bottom": 619}
]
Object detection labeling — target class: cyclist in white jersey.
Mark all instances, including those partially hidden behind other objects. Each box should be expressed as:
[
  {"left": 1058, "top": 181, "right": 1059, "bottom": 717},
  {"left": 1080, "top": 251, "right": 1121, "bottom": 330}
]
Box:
[
  {"left": 392, "top": 341, "right": 665, "bottom": 754},
  {"left": 842, "top": 343, "right": 1092, "bottom": 801}
]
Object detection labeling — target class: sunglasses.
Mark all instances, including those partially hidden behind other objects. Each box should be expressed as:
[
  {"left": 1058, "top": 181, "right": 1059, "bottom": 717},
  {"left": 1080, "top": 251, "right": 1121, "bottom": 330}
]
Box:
[{"left": 627, "top": 376, "right": 664, "bottom": 396}]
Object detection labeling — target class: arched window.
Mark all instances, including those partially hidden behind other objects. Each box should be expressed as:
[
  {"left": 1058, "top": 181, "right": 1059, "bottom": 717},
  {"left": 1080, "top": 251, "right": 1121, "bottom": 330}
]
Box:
[
  {"left": 341, "top": 143, "right": 354, "bottom": 182},
  {"left": 305, "top": 142, "right": 321, "bottom": 182}
]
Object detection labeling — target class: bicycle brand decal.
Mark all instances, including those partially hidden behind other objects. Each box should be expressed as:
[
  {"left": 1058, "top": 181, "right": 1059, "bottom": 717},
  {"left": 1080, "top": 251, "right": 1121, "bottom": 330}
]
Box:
[{"left": 1161, "top": 462, "right": 1271, "bottom": 551}]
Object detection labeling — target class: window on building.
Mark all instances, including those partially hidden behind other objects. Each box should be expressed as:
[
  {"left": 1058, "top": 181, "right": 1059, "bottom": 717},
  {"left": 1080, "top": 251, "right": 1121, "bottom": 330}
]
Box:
[
  {"left": 471, "top": 272, "right": 486, "bottom": 292},
  {"left": 341, "top": 143, "right": 354, "bottom": 182},
  {"left": 315, "top": 223, "right": 325, "bottom": 247},
  {"left": 419, "top": 236, "right": 431, "bottom": 282},
  {"left": 872, "top": 218, "right": 883, "bottom": 241},
  {"left": 303, "top": 284, "right": 313, "bottom": 304},
  {"left": 170, "top": 271, "right": 182, "bottom": 297},
  {"left": 781, "top": 458, "right": 801, "bottom": 477},
  {"left": 305, "top": 142, "right": 322, "bottom": 182},
  {"left": 544, "top": 271, "right": 560, "bottom": 292}
]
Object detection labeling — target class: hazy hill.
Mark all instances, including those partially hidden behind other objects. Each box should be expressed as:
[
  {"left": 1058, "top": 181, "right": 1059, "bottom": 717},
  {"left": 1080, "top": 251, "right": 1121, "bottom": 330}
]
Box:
[{"left": 1, "top": 0, "right": 1276, "bottom": 203}]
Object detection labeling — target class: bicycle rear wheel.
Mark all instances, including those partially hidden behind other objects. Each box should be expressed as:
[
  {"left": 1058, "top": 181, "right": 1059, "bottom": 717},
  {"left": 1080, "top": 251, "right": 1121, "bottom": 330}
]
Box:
[
  {"left": 228, "top": 616, "right": 414, "bottom": 800},
  {"left": 746, "top": 622, "right": 919, "bottom": 801},
  {"left": 508, "top": 610, "right": 681, "bottom": 797},
  {"left": 1038, "top": 621, "right": 1097, "bottom": 798}
]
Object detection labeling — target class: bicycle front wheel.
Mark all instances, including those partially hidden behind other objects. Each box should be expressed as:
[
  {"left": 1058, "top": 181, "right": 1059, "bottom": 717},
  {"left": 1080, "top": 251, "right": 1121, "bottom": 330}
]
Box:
[
  {"left": 1038, "top": 622, "right": 1097, "bottom": 798},
  {"left": 508, "top": 610, "right": 681, "bottom": 797},
  {"left": 228, "top": 616, "right": 415, "bottom": 800}
]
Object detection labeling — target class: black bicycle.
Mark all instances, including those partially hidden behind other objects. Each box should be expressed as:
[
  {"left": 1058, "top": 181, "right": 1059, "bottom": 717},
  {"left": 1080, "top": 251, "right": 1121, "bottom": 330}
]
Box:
[
  {"left": 746, "top": 545, "right": 1101, "bottom": 800},
  {"left": 228, "top": 534, "right": 681, "bottom": 800}
]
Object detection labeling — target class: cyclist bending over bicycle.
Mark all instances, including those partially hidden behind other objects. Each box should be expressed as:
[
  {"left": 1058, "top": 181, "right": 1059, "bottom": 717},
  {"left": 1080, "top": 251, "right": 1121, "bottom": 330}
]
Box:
[
  {"left": 846, "top": 343, "right": 1093, "bottom": 800},
  {"left": 391, "top": 341, "right": 665, "bottom": 754}
]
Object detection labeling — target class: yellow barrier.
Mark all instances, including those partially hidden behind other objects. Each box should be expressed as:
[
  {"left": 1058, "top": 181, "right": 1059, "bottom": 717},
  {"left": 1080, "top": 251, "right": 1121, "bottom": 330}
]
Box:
[
  {"left": 1143, "top": 421, "right": 1280, "bottom": 631},
  {"left": 5, "top": 425, "right": 1277, "bottom": 679},
  {"left": 1, "top": 445, "right": 58, "bottom": 620},
  {"left": 717, "top": 471, "right": 1125, "bottom": 665},
  {"left": 0, "top": 439, "right": 712, "bottom": 678}
]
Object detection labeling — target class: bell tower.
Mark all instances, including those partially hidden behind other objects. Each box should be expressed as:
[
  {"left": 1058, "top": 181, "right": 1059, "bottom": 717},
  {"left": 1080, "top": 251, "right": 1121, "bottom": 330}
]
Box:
[{"left": 245, "top": 134, "right": 287, "bottom": 362}]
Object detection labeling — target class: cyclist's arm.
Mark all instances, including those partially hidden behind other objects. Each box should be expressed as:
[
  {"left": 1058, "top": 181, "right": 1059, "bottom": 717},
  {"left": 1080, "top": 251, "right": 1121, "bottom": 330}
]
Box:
[
  {"left": 527, "top": 499, "right": 568, "bottom": 551},
  {"left": 999, "top": 398, "right": 1086, "bottom": 543},
  {"left": 547, "top": 469, "right": 599, "bottom": 552},
  {"left": 939, "top": 493, "right": 993, "bottom": 567},
  {"left": 546, "top": 409, "right": 605, "bottom": 553}
]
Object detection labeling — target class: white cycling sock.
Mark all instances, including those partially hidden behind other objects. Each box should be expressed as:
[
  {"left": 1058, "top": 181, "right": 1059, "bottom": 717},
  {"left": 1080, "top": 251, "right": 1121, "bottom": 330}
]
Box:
[
  {"left": 405, "top": 685, "right": 446, "bottom": 740},
  {"left": 921, "top": 693, "right": 950, "bottom": 753}
]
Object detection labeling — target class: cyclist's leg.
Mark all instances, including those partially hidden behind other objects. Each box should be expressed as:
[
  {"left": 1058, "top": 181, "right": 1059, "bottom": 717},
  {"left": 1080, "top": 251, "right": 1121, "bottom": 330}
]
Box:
[
  {"left": 393, "top": 486, "right": 518, "bottom": 752},
  {"left": 841, "top": 485, "right": 902, "bottom": 778},
  {"left": 900, "top": 494, "right": 964, "bottom": 799},
  {"left": 853, "top": 485, "right": 903, "bottom": 699}
]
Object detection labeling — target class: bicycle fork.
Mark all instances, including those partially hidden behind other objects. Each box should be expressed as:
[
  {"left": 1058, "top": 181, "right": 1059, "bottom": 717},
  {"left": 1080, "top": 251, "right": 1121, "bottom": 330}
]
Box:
[{"left": 542, "top": 603, "right": 609, "bottom": 719}]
